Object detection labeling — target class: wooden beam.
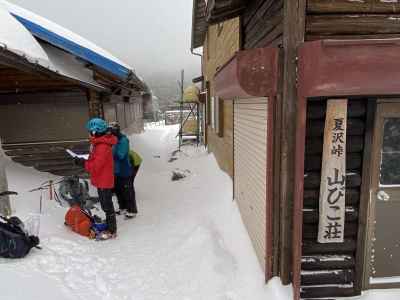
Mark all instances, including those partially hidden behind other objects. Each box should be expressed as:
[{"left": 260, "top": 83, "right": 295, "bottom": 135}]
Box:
[
  {"left": 280, "top": 1, "right": 306, "bottom": 296},
  {"left": 308, "top": 0, "right": 400, "bottom": 14},
  {"left": 301, "top": 286, "right": 355, "bottom": 299},
  {"left": 87, "top": 89, "right": 103, "bottom": 118},
  {"left": 0, "top": 51, "right": 106, "bottom": 92},
  {"left": 303, "top": 239, "right": 356, "bottom": 255},
  {"left": 272, "top": 50, "right": 284, "bottom": 277},
  {"left": 307, "top": 14, "right": 400, "bottom": 36},
  {"left": 355, "top": 100, "right": 376, "bottom": 294}
]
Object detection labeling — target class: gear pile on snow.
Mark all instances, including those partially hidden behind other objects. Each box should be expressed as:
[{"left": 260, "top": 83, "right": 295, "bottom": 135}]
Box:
[
  {"left": 0, "top": 191, "right": 40, "bottom": 259},
  {"left": 0, "top": 215, "right": 40, "bottom": 259},
  {"left": 58, "top": 176, "right": 98, "bottom": 210},
  {"left": 64, "top": 206, "right": 112, "bottom": 241}
]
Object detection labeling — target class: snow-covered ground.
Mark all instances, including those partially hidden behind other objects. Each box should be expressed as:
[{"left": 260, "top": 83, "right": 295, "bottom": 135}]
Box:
[
  {"left": 0, "top": 125, "right": 290, "bottom": 300},
  {"left": 2, "top": 124, "right": 400, "bottom": 300}
]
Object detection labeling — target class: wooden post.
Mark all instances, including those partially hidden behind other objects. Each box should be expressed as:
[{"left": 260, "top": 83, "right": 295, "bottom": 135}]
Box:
[
  {"left": 355, "top": 100, "right": 376, "bottom": 294},
  {"left": 87, "top": 89, "right": 104, "bottom": 118},
  {"left": 280, "top": 0, "right": 306, "bottom": 286},
  {"left": 0, "top": 139, "right": 11, "bottom": 216}
]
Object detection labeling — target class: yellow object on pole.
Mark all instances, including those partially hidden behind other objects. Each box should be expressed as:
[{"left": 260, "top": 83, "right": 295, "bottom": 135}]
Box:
[{"left": 183, "top": 85, "right": 200, "bottom": 102}]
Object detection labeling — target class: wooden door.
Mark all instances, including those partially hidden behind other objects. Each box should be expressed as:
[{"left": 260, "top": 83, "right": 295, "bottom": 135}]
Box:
[{"left": 367, "top": 101, "right": 400, "bottom": 288}]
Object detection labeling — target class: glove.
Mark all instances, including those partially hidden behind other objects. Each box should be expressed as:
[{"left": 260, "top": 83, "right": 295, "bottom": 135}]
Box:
[{"left": 73, "top": 157, "right": 86, "bottom": 167}]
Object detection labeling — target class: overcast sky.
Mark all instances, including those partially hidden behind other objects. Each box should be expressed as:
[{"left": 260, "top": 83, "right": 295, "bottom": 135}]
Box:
[{"left": 8, "top": 0, "right": 201, "bottom": 80}]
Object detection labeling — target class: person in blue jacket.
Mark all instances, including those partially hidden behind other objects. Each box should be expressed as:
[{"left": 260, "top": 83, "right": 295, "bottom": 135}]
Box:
[{"left": 108, "top": 122, "right": 136, "bottom": 219}]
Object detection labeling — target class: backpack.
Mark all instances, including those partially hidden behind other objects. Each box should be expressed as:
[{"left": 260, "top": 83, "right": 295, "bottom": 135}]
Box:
[
  {"left": 0, "top": 216, "right": 40, "bottom": 259},
  {"left": 64, "top": 206, "right": 109, "bottom": 239},
  {"left": 64, "top": 206, "right": 92, "bottom": 237},
  {"left": 129, "top": 150, "right": 142, "bottom": 167}
]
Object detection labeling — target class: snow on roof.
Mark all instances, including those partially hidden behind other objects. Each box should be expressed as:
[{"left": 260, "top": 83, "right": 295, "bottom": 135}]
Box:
[
  {"left": 39, "top": 41, "right": 104, "bottom": 89},
  {"left": 0, "top": 2, "right": 104, "bottom": 90},
  {"left": 0, "top": 1, "right": 49, "bottom": 64},
  {"left": 2, "top": 0, "right": 133, "bottom": 79}
]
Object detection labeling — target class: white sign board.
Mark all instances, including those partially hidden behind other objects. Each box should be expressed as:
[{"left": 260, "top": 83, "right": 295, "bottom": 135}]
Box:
[{"left": 318, "top": 99, "right": 347, "bottom": 243}]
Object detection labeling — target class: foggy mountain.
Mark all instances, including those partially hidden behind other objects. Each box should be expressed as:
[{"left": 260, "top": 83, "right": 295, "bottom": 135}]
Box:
[{"left": 142, "top": 69, "right": 201, "bottom": 112}]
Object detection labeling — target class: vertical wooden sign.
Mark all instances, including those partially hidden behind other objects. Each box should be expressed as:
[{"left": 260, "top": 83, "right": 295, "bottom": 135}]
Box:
[{"left": 318, "top": 99, "right": 347, "bottom": 243}]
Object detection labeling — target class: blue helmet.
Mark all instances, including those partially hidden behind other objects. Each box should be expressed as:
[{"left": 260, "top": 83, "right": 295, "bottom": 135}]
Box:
[{"left": 86, "top": 118, "right": 108, "bottom": 134}]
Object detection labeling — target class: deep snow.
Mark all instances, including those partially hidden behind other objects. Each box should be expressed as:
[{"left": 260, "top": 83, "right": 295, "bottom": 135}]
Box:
[
  {"left": 0, "top": 125, "right": 291, "bottom": 300},
  {"left": 2, "top": 124, "right": 400, "bottom": 300}
]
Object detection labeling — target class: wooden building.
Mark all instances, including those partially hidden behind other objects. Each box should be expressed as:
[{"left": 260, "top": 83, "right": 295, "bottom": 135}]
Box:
[
  {"left": 0, "top": 1, "right": 148, "bottom": 176},
  {"left": 192, "top": 0, "right": 400, "bottom": 299}
]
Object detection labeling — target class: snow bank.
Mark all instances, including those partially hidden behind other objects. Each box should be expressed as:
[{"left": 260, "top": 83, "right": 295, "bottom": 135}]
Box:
[
  {"left": 2, "top": 125, "right": 400, "bottom": 300},
  {"left": 0, "top": 125, "right": 290, "bottom": 300}
]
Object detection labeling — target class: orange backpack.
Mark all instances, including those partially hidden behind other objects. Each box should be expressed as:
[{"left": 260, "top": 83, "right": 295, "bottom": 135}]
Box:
[{"left": 64, "top": 206, "right": 92, "bottom": 237}]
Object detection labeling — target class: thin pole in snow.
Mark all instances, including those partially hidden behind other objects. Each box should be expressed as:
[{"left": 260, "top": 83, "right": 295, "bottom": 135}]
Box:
[
  {"left": 0, "top": 139, "right": 11, "bottom": 217},
  {"left": 179, "top": 70, "right": 184, "bottom": 151}
]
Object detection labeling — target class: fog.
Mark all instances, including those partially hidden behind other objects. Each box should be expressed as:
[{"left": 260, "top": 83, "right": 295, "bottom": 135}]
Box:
[{"left": 7, "top": 0, "right": 201, "bottom": 80}]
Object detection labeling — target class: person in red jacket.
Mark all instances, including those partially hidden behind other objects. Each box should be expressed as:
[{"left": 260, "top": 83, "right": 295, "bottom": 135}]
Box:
[{"left": 75, "top": 118, "right": 118, "bottom": 239}]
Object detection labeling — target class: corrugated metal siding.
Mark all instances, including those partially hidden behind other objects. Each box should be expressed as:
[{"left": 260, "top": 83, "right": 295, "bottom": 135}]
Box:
[
  {"left": 0, "top": 91, "right": 88, "bottom": 143},
  {"left": 234, "top": 97, "right": 268, "bottom": 271},
  {"left": 104, "top": 103, "right": 117, "bottom": 124},
  {"left": 125, "top": 103, "right": 133, "bottom": 125},
  {"left": 116, "top": 103, "right": 126, "bottom": 129}
]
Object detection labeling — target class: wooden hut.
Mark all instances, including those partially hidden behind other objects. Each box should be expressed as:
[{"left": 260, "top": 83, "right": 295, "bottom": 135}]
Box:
[
  {"left": 0, "top": 1, "right": 148, "bottom": 176},
  {"left": 192, "top": 0, "right": 400, "bottom": 299}
]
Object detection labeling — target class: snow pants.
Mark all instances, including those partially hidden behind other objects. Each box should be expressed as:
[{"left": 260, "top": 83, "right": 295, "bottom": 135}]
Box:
[
  {"left": 97, "top": 188, "right": 117, "bottom": 234},
  {"left": 128, "top": 165, "right": 140, "bottom": 214},
  {"left": 115, "top": 176, "right": 137, "bottom": 214}
]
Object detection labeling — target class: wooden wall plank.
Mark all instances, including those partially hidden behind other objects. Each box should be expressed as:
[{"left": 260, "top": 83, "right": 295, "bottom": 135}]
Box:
[
  {"left": 308, "top": 0, "right": 400, "bottom": 14},
  {"left": 307, "top": 14, "right": 400, "bottom": 37},
  {"left": 242, "top": 0, "right": 284, "bottom": 49}
]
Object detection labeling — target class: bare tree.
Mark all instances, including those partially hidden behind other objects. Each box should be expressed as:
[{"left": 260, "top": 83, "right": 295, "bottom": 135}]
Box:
[{"left": 0, "top": 139, "right": 11, "bottom": 216}]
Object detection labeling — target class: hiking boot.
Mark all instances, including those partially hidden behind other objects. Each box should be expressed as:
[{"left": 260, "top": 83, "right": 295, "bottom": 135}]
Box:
[
  {"left": 98, "top": 231, "right": 117, "bottom": 240},
  {"left": 115, "top": 209, "right": 127, "bottom": 215},
  {"left": 125, "top": 212, "right": 137, "bottom": 219}
]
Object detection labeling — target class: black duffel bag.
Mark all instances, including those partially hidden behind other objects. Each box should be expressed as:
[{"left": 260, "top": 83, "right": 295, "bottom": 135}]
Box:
[{"left": 0, "top": 216, "right": 40, "bottom": 259}]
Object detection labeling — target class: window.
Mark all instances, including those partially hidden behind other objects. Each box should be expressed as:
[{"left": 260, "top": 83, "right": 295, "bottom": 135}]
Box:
[
  {"left": 207, "top": 34, "right": 210, "bottom": 60},
  {"left": 210, "top": 96, "right": 215, "bottom": 129},
  {"left": 210, "top": 96, "right": 224, "bottom": 137},
  {"left": 217, "top": 23, "right": 224, "bottom": 36},
  {"left": 215, "top": 96, "right": 220, "bottom": 134},
  {"left": 380, "top": 118, "right": 400, "bottom": 186},
  {"left": 206, "top": 82, "right": 211, "bottom": 125}
]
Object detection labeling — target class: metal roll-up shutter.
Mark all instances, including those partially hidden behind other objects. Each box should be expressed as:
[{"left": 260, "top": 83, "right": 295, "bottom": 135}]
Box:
[
  {"left": 0, "top": 91, "right": 88, "bottom": 143},
  {"left": 234, "top": 97, "right": 268, "bottom": 270},
  {"left": 116, "top": 103, "right": 126, "bottom": 129},
  {"left": 125, "top": 103, "right": 133, "bottom": 126},
  {"left": 103, "top": 103, "right": 117, "bottom": 124}
]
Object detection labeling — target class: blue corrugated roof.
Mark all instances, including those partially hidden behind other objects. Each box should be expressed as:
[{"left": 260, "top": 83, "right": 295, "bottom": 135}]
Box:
[{"left": 11, "top": 13, "right": 131, "bottom": 80}]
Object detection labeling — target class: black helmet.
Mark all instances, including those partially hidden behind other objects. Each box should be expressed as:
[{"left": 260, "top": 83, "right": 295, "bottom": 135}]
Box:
[{"left": 108, "top": 121, "right": 121, "bottom": 136}]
